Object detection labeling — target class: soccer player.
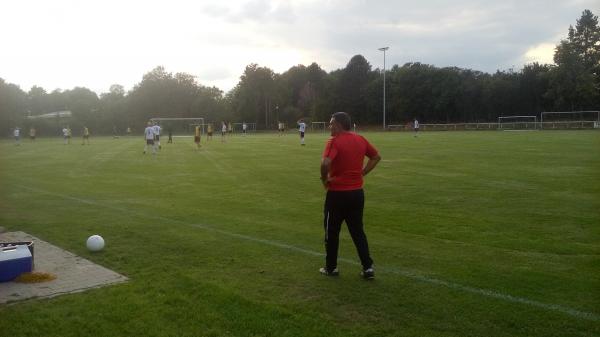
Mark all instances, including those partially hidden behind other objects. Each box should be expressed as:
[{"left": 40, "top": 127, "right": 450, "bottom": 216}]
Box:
[
  {"left": 153, "top": 122, "right": 162, "bottom": 149},
  {"left": 194, "top": 125, "right": 201, "bottom": 149},
  {"left": 413, "top": 118, "right": 419, "bottom": 137},
  {"left": 297, "top": 119, "right": 306, "bottom": 145},
  {"left": 228, "top": 122, "right": 233, "bottom": 135},
  {"left": 207, "top": 123, "right": 213, "bottom": 141},
  {"left": 242, "top": 122, "right": 247, "bottom": 136},
  {"left": 221, "top": 121, "right": 227, "bottom": 142},
  {"left": 82, "top": 126, "right": 90, "bottom": 145},
  {"left": 13, "top": 127, "right": 20, "bottom": 145},
  {"left": 29, "top": 127, "right": 36, "bottom": 141},
  {"left": 143, "top": 121, "right": 156, "bottom": 154},
  {"left": 126, "top": 127, "right": 132, "bottom": 136},
  {"left": 319, "top": 112, "right": 381, "bottom": 279},
  {"left": 167, "top": 129, "right": 173, "bottom": 144},
  {"left": 62, "top": 126, "right": 71, "bottom": 144},
  {"left": 278, "top": 121, "right": 283, "bottom": 136}
]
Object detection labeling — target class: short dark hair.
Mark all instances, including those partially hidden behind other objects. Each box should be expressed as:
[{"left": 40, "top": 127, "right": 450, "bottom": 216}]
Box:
[{"left": 332, "top": 112, "right": 351, "bottom": 131}]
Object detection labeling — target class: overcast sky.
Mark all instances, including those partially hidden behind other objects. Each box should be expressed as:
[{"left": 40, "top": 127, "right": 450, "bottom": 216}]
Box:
[{"left": 1, "top": 0, "right": 598, "bottom": 95}]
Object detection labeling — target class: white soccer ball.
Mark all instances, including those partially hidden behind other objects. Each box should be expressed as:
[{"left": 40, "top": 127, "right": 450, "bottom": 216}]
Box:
[{"left": 86, "top": 235, "right": 105, "bottom": 252}]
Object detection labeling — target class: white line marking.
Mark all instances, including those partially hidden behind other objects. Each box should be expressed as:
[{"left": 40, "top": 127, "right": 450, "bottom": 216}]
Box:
[
  {"left": 15, "top": 185, "right": 599, "bottom": 322},
  {"left": 198, "top": 150, "right": 227, "bottom": 171}
]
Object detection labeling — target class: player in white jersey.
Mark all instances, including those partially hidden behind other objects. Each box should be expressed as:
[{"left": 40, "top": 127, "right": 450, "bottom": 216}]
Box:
[
  {"left": 297, "top": 119, "right": 306, "bottom": 145},
  {"left": 13, "top": 127, "right": 20, "bottom": 145},
  {"left": 62, "top": 126, "right": 71, "bottom": 144},
  {"left": 278, "top": 121, "right": 285, "bottom": 136},
  {"left": 153, "top": 122, "right": 162, "bottom": 149},
  {"left": 221, "top": 121, "right": 227, "bottom": 142},
  {"left": 242, "top": 122, "right": 247, "bottom": 136},
  {"left": 413, "top": 118, "right": 419, "bottom": 137},
  {"left": 144, "top": 121, "right": 157, "bottom": 154}
]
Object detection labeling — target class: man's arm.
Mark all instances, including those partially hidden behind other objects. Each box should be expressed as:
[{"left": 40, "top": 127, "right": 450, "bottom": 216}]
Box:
[
  {"left": 362, "top": 154, "right": 381, "bottom": 176},
  {"left": 320, "top": 157, "right": 332, "bottom": 188}
]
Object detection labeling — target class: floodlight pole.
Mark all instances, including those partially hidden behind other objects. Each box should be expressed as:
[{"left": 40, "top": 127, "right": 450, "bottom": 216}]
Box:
[{"left": 378, "top": 47, "right": 389, "bottom": 130}]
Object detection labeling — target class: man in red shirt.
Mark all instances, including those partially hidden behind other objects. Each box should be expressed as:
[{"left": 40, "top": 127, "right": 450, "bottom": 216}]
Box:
[{"left": 320, "top": 112, "right": 381, "bottom": 279}]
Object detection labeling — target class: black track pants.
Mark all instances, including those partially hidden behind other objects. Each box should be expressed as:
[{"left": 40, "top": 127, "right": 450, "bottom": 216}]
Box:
[{"left": 323, "top": 189, "right": 373, "bottom": 271}]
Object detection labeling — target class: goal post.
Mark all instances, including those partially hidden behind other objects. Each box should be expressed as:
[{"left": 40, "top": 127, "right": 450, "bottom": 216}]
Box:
[
  {"left": 26, "top": 110, "right": 73, "bottom": 131},
  {"left": 232, "top": 122, "right": 256, "bottom": 134},
  {"left": 540, "top": 111, "right": 600, "bottom": 129},
  {"left": 311, "top": 121, "right": 327, "bottom": 133},
  {"left": 149, "top": 117, "right": 205, "bottom": 136},
  {"left": 497, "top": 115, "right": 537, "bottom": 130}
]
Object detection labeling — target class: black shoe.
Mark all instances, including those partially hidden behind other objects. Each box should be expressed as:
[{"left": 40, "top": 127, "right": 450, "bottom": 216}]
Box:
[
  {"left": 319, "top": 267, "right": 339, "bottom": 276},
  {"left": 361, "top": 267, "right": 375, "bottom": 280}
]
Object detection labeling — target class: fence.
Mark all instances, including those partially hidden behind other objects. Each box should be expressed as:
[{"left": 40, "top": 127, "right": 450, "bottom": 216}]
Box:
[{"left": 387, "top": 121, "right": 599, "bottom": 131}]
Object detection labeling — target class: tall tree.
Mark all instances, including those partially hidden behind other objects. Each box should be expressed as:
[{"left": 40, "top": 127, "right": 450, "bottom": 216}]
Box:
[
  {"left": 230, "top": 64, "right": 276, "bottom": 128},
  {"left": 573, "top": 10, "right": 600, "bottom": 72},
  {"left": 27, "top": 86, "right": 48, "bottom": 115},
  {"left": 99, "top": 84, "right": 127, "bottom": 133},
  {"left": 64, "top": 87, "right": 100, "bottom": 132},
  {"left": 548, "top": 10, "right": 600, "bottom": 110},
  {"left": 0, "top": 79, "right": 27, "bottom": 133},
  {"left": 337, "top": 55, "right": 377, "bottom": 124}
]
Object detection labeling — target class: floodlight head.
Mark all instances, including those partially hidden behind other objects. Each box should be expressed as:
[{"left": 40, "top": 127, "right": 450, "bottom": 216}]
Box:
[{"left": 378, "top": 47, "right": 389, "bottom": 51}]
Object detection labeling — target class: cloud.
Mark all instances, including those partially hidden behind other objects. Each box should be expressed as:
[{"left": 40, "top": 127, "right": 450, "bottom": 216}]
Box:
[
  {"left": 1, "top": 0, "right": 598, "bottom": 94},
  {"left": 524, "top": 43, "right": 557, "bottom": 65},
  {"left": 196, "top": 66, "right": 233, "bottom": 82},
  {"left": 202, "top": 0, "right": 297, "bottom": 24}
]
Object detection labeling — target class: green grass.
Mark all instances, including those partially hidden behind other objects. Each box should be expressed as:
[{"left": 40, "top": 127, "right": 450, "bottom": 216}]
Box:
[{"left": 1, "top": 131, "right": 599, "bottom": 337}]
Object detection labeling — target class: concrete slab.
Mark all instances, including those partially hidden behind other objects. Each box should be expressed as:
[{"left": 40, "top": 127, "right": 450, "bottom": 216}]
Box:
[{"left": 0, "top": 231, "right": 128, "bottom": 304}]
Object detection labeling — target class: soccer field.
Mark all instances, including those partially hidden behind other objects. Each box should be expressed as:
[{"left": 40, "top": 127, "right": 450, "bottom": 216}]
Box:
[{"left": 0, "top": 131, "right": 599, "bottom": 337}]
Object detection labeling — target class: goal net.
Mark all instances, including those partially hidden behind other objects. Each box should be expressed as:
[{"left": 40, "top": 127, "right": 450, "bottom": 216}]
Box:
[
  {"left": 497, "top": 116, "right": 537, "bottom": 130},
  {"left": 540, "top": 111, "right": 600, "bottom": 129},
  {"left": 27, "top": 110, "right": 73, "bottom": 120},
  {"left": 26, "top": 110, "right": 73, "bottom": 132},
  {"left": 311, "top": 121, "right": 327, "bottom": 133},
  {"left": 233, "top": 122, "right": 257, "bottom": 134},
  {"left": 150, "top": 117, "right": 205, "bottom": 136}
]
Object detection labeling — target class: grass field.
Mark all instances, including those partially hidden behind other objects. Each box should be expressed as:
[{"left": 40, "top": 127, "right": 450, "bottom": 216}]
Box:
[{"left": 1, "top": 130, "right": 599, "bottom": 337}]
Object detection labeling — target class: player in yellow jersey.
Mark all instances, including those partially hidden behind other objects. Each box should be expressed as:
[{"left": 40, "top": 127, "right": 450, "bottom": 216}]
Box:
[
  {"left": 207, "top": 123, "right": 213, "bottom": 141},
  {"left": 194, "top": 125, "right": 201, "bottom": 149}
]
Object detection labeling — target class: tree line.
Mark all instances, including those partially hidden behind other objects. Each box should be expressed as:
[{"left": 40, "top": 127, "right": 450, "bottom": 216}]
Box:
[{"left": 1, "top": 10, "right": 598, "bottom": 135}]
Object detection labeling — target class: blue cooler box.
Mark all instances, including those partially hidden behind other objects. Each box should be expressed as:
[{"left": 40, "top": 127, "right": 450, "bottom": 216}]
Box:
[{"left": 0, "top": 245, "right": 33, "bottom": 282}]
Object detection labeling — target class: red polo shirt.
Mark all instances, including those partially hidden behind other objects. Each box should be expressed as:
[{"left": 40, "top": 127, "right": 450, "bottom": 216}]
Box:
[{"left": 322, "top": 132, "right": 379, "bottom": 191}]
